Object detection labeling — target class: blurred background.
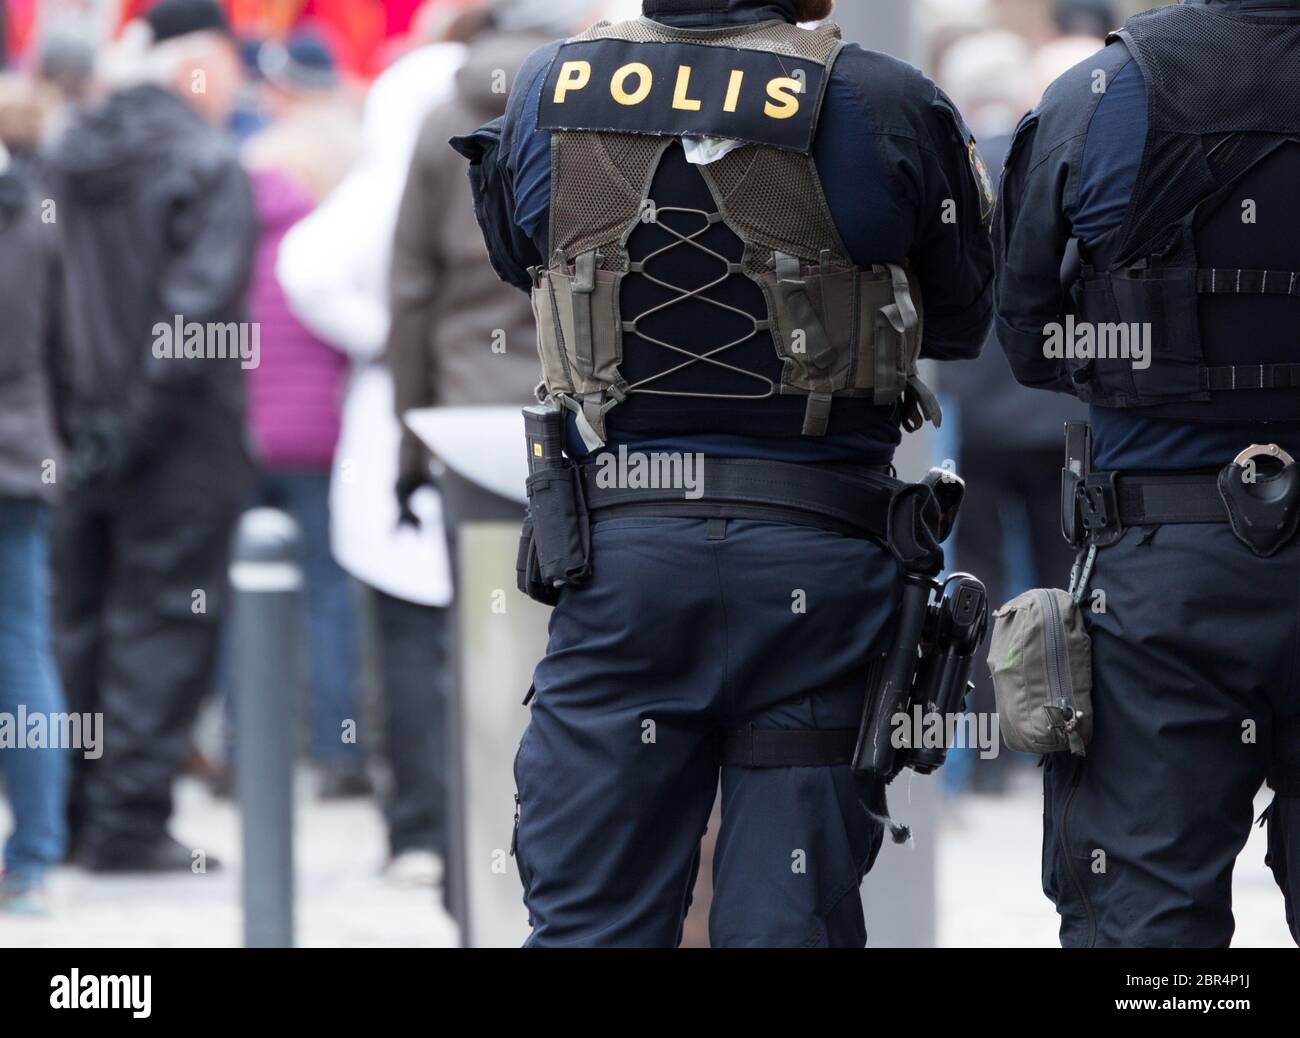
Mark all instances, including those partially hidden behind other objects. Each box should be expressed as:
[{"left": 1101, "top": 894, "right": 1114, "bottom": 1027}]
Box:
[{"left": 0, "top": 0, "right": 1290, "bottom": 948}]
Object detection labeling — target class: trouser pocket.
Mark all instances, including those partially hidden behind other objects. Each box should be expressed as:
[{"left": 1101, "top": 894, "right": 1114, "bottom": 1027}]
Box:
[
  {"left": 511, "top": 727, "right": 536, "bottom": 922},
  {"left": 1042, "top": 754, "right": 1098, "bottom": 946}
]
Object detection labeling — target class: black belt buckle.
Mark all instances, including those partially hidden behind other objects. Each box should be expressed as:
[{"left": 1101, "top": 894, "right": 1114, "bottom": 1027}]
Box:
[
  {"left": 1217, "top": 444, "right": 1300, "bottom": 557},
  {"left": 1080, "top": 472, "right": 1121, "bottom": 544}
]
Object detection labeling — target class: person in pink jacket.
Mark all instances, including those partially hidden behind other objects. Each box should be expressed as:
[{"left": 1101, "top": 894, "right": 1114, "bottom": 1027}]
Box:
[{"left": 240, "top": 67, "right": 370, "bottom": 797}]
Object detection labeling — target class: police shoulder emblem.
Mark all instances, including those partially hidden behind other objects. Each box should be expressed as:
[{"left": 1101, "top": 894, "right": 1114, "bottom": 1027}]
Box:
[{"left": 968, "top": 138, "right": 996, "bottom": 225}]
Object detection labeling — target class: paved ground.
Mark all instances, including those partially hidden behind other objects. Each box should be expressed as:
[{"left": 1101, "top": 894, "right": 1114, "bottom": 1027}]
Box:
[
  {"left": 0, "top": 776, "right": 459, "bottom": 949},
  {"left": 936, "top": 775, "right": 1294, "bottom": 948},
  {"left": 2, "top": 775, "right": 1292, "bottom": 948}
]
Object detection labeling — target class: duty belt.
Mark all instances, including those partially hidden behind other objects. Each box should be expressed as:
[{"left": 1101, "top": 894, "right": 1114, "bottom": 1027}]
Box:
[
  {"left": 1070, "top": 444, "right": 1300, "bottom": 557},
  {"left": 1076, "top": 470, "right": 1230, "bottom": 544},
  {"left": 581, "top": 459, "right": 895, "bottom": 541},
  {"left": 580, "top": 457, "right": 959, "bottom": 574}
]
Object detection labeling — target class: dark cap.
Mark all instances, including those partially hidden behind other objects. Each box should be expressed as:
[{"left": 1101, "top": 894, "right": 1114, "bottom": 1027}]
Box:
[
  {"left": 258, "top": 30, "right": 340, "bottom": 93},
  {"left": 145, "top": 0, "right": 232, "bottom": 44}
]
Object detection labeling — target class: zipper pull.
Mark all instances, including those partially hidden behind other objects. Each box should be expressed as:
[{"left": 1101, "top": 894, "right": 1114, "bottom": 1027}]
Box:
[
  {"left": 510, "top": 794, "right": 521, "bottom": 857},
  {"left": 1060, "top": 701, "right": 1087, "bottom": 756}
]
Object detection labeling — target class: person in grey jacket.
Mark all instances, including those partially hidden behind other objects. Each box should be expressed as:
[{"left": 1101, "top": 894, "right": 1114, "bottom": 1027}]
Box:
[
  {"left": 380, "top": 0, "right": 596, "bottom": 893},
  {"left": 0, "top": 80, "right": 69, "bottom": 914},
  {"left": 389, "top": 10, "right": 570, "bottom": 499},
  {"left": 46, "top": 0, "right": 259, "bottom": 872}
]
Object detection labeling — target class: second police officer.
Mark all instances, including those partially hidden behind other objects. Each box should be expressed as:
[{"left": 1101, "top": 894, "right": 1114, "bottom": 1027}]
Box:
[{"left": 997, "top": 0, "right": 1300, "bottom": 947}]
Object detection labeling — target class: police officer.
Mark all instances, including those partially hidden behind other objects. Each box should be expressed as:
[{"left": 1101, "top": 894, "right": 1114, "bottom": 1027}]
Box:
[
  {"left": 455, "top": 0, "right": 993, "bottom": 947},
  {"left": 996, "top": 0, "right": 1300, "bottom": 947}
]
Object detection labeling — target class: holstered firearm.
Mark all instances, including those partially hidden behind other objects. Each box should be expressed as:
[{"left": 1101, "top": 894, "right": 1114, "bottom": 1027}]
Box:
[
  {"left": 852, "top": 572, "right": 935, "bottom": 780},
  {"left": 852, "top": 468, "right": 989, "bottom": 782},
  {"left": 906, "top": 575, "right": 989, "bottom": 774}
]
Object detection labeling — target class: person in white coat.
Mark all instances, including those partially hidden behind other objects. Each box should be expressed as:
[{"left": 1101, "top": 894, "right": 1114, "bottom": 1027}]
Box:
[{"left": 276, "top": 38, "right": 463, "bottom": 887}]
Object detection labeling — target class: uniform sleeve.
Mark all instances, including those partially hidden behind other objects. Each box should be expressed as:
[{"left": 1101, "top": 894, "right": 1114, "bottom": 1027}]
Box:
[
  {"left": 450, "top": 117, "right": 537, "bottom": 293},
  {"left": 994, "top": 40, "right": 1142, "bottom": 395},
  {"left": 993, "top": 109, "right": 1079, "bottom": 393},
  {"left": 907, "top": 86, "right": 996, "bottom": 362},
  {"left": 449, "top": 43, "right": 558, "bottom": 294}
]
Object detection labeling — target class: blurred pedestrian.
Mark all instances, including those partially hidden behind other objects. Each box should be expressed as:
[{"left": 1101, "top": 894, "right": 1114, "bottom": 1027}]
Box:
[
  {"left": 48, "top": 0, "right": 258, "bottom": 872},
  {"left": 0, "top": 77, "right": 68, "bottom": 914},
  {"left": 377, "top": 0, "right": 598, "bottom": 894},
  {"left": 34, "top": 31, "right": 96, "bottom": 146},
  {"left": 388, "top": 5, "right": 561, "bottom": 514},
  {"left": 1052, "top": 0, "right": 1116, "bottom": 40},
  {"left": 276, "top": 24, "right": 466, "bottom": 884},
  {"left": 935, "top": 28, "right": 1088, "bottom": 795},
  {"left": 255, "top": 27, "right": 361, "bottom": 189},
  {"left": 240, "top": 41, "right": 370, "bottom": 797}
]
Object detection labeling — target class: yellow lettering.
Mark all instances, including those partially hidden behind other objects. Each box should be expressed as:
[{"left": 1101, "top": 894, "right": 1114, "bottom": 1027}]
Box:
[
  {"left": 672, "top": 65, "right": 703, "bottom": 112},
  {"left": 723, "top": 69, "right": 745, "bottom": 113},
  {"left": 764, "top": 77, "right": 802, "bottom": 120},
  {"left": 553, "top": 60, "right": 591, "bottom": 103},
  {"left": 611, "top": 62, "right": 653, "bottom": 106}
]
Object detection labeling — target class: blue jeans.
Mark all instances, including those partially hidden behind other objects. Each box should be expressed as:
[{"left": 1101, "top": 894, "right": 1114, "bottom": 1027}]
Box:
[
  {"left": 256, "top": 470, "right": 363, "bottom": 762},
  {"left": 0, "top": 499, "right": 69, "bottom": 884}
]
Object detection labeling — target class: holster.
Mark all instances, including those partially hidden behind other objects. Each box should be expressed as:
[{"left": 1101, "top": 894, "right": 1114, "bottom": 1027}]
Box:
[
  {"left": 884, "top": 469, "right": 962, "bottom": 577},
  {"left": 517, "top": 461, "right": 592, "bottom": 606}
]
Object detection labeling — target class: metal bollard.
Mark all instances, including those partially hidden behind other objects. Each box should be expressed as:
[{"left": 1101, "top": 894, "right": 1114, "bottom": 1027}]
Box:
[{"left": 230, "top": 508, "right": 302, "bottom": 949}]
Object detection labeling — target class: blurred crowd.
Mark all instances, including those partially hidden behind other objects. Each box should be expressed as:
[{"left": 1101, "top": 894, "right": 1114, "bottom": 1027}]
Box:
[{"left": 0, "top": 0, "right": 1127, "bottom": 919}]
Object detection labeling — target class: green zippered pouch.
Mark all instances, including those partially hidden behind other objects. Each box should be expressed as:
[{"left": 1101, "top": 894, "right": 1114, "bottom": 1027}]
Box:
[{"left": 987, "top": 588, "right": 1092, "bottom": 756}]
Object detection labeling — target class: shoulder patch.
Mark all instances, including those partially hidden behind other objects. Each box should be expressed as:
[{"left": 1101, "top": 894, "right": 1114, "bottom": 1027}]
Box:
[
  {"left": 538, "top": 39, "right": 828, "bottom": 153},
  {"left": 968, "top": 137, "right": 996, "bottom": 227}
]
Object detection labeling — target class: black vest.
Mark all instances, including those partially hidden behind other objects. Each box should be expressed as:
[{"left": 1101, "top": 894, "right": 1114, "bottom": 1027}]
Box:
[
  {"left": 528, "top": 18, "right": 930, "bottom": 448},
  {"left": 1073, "top": 2, "right": 1300, "bottom": 422}
]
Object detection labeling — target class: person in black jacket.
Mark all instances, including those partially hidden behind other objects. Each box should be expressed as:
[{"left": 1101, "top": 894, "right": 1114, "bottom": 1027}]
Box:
[{"left": 47, "top": 0, "right": 259, "bottom": 872}]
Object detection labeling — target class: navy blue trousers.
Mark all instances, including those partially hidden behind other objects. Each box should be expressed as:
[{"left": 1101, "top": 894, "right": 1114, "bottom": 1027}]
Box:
[
  {"left": 1047, "top": 524, "right": 1300, "bottom": 947},
  {"left": 514, "top": 518, "right": 900, "bottom": 947}
]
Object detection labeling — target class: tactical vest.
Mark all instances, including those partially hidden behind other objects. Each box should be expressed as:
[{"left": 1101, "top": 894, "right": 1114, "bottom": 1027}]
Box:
[
  {"left": 530, "top": 17, "right": 933, "bottom": 448},
  {"left": 1073, "top": 3, "right": 1300, "bottom": 421}
]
